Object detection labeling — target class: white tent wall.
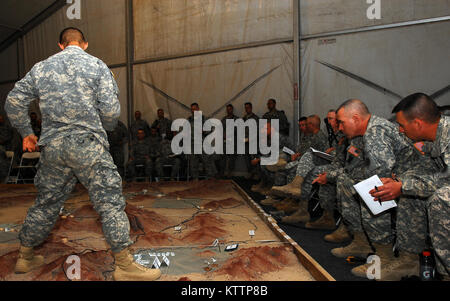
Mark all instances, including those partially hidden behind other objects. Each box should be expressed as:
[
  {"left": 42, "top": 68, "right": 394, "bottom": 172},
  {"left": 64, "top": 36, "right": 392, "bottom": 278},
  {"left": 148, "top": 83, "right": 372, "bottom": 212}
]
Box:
[
  {"left": 301, "top": 20, "right": 450, "bottom": 121},
  {"left": 300, "top": 0, "right": 450, "bottom": 36},
  {"left": 22, "top": 0, "right": 127, "bottom": 70},
  {"left": 133, "top": 42, "right": 294, "bottom": 125},
  {"left": 133, "top": 0, "right": 293, "bottom": 60}
]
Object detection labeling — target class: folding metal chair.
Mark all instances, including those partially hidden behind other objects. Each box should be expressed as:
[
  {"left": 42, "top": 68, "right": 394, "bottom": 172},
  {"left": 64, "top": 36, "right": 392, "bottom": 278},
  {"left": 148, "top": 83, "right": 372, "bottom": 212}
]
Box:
[{"left": 16, "top": 152, "right": 40, "bottom": 184}]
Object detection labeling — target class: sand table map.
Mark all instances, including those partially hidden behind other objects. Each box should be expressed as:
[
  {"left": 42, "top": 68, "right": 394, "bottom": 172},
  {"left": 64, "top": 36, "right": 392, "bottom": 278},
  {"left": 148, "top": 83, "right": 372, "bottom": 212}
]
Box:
[{"left": 0, "top": 180, "right": 315, "bottom": 281}]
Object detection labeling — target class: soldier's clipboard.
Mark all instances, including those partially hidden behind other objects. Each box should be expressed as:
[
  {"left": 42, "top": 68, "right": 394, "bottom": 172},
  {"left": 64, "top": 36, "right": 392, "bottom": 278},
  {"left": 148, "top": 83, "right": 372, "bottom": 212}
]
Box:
[
  {"left": 310, "top": 147, "right": 334, "bottom": 162},
  {"left": 353, "top": 175, "right": 397, "bottom": 215}
]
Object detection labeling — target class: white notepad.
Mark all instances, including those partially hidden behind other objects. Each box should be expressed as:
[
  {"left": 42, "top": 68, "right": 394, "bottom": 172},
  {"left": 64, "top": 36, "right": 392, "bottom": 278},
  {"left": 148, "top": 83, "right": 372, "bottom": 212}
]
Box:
[
  {"left": 310, "top": 147, "right": 334, "bottom": 161},
  {"left": 282, "top": 147, "right": 296, "bottom": 156},
  {"left": 353, "top": 175, "right": 397, "bottom": 215}
]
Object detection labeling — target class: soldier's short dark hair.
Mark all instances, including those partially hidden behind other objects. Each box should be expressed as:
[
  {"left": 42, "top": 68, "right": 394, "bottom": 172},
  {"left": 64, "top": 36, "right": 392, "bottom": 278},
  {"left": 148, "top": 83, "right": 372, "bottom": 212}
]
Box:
[
  {"left": 245, "top": 102, "right": 252, "bottom": 107},
  {"left": 392, "top": 93, "right": 441, "bottom": 124},
  {"left": 191, "top": 103, "right": 199, "bottom": 107},
  {"left": 268, "top": 98, "right": 277, "bottom": 104},
  {"left": 337, "top": 99, "right": 370, "bottom": 117},
  {"left": 227, "top": 104, "right": 233, "bottom": 109},
  {"left": 299, "top": 117, "right": 307, "bottom": 122},
  {"left": 59, "top": 27, "right": 86, "bottom": 46}
]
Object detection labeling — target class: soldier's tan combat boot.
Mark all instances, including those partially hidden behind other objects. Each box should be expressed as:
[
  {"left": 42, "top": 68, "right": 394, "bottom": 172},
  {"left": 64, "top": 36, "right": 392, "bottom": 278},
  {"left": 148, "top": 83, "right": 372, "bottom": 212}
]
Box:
[
  {"left": 260, "top": 196, "right": 281, "bottom": 206},
  {"left": 14, "top": 246, "right": 45, "bottom": 274},
  {"left": 281, "top": 200, "right": 310, "bottom": 224},
  {"left": 273, "top": 198, "right": 299, "bottom": 215},
  {"left": 351, "top": 243, "right": 396, "bottom": 278},
  {"left": 331, "top": 231, "right": 373, "bottom": 258},
  {"left": 269, "top": 176, "right": 304, "bottom": 199},
  {"left": 305, "top": 210, "right": 336, "bottom": 230},
  {"left": 113, "top": 248, "right": 161, "bottom": 281},
  {"left": 324, "top": 223, "right": 352, "bottom": 243}
]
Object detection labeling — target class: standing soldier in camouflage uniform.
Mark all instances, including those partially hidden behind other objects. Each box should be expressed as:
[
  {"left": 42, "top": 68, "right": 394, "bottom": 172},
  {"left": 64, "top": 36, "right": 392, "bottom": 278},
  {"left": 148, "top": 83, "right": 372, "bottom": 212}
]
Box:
[
  {"left": 220, "top": 104, "right": 239, "bottom": 178},
  {"left": 107, "top": 120, "right": 128, "bottom": 177},
  {"left": 262, "top": 98, "right": 290, "bottom": 136},
  {"left": 5, "top": 28, "right": 160, "bottom": 281},
  {"left": 129, "top": 110, "right": 151, "bottom": 145},
  {"left": 151, "top": 108, "right": 172, "bottom": 139},
  {"left": 156, "top": 133, "right": 181, "bottom": 181},
  {"left": 370, "top": 93, "right": 449, "bottom": 280},
  {"left": 243, "top": 102, "right": 260, "bottom": 180}
]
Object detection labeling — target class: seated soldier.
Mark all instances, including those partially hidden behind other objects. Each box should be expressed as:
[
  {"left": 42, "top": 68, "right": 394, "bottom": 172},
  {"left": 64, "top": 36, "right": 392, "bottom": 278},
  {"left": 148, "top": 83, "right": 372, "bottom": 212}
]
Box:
[
  {"left": 126, "top": 129, "right": 152, "bottom": 182},
  {"left": 156, "top": 132, "right": 181, "bottom": 181}
]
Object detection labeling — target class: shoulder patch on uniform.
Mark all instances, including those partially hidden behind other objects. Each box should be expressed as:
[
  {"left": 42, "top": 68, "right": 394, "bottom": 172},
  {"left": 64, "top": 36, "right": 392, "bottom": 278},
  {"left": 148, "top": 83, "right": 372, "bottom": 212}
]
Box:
[
  {"left": 414, "top": 142, "right": 425, "bottom": 155},
  {"left": 348, "top": 145, "right": 360, "bottom": 157}
]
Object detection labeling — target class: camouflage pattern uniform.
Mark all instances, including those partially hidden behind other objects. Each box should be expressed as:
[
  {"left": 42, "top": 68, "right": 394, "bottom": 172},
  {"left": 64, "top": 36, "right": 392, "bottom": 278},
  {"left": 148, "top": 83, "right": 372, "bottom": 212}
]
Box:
[
  {"left": 5, "top": 45, "right": 132, "bottom": 253},
  {"left": 399, "top": 116, "right": 449, "bottom": 276},
  {"left": 331, "top": 116, "right": 412, "bottom": 245},
  {"left": 130, "top": 119, "right": 151, "bottom": 145},
  {"left": 126, "top": 138, "right": 153, "bottom": 179},
  {"left": 107, "top": 120, "right": 128, "bottom": 177},
  {"left": 152, "top": 117, "right": 172, "bottom": 138},
  {"left": 262, "top": 109, "right": 290, "bottom": 136},
  {"left": 156, "top": 138, "right": 181, "bottom": 179},
  {"left": 220, "top": 113, "right": 239, "bottom": 176},
  {"left": 260, "top": 134, "right": 293, "bottom": 186},
  {"left": 243, "top": 112, "right": 259, "bottom": 176},
  {"left": 148, "top": 134, "right": 162, "bottom": 178},
  {"left": 187, "top": 114, "right": 216, "bottom": 180}
]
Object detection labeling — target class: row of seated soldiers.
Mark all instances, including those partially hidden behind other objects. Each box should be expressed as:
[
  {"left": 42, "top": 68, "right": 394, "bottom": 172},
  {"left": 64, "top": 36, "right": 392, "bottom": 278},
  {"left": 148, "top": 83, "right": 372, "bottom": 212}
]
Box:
[
  {"left": 250, "top": 93, "right": 449, "bottom": 281},
  {"left": 107, "top": 98, "right": 290, "bottom": 181}
]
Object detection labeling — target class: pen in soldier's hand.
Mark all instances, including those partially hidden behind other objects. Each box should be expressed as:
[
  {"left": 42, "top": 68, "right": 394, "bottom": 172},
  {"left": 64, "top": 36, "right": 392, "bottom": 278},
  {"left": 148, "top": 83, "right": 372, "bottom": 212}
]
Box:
[{"left": 374, "top": 186, "right": 382, "bottom": 206}]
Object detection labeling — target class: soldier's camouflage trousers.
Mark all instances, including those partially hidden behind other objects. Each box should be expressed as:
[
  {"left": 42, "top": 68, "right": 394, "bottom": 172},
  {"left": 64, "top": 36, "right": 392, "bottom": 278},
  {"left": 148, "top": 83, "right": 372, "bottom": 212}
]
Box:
[
  {"left": 126, "top": 158, "right": 153, "bottom": 179},
  {"left": 19, "top": 134, "right": 133, "bottom": 253},
  {"left": 155, "top": 157, "right": 181, "bottom": 178},
  {"left": 396, "top": 197, "right": 428, "bottom": 254},
  {"left": 318, "top": 183, "right": 337, "bottom": 212},
  {"left": 188, "top": 154, "right": 216, "bottom": 180},
  {"left": 428, "top": 186, "right": 450, "bottom": 276},
  {"left": 336, "top": 173, "right": 394, "bottom": 244}
]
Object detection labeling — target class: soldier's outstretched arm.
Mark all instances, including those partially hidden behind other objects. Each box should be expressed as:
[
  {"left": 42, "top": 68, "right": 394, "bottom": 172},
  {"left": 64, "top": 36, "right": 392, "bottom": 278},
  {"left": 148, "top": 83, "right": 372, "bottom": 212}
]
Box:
[
  {"left": 96, "top": 62, "right": 120, "bottom": 131},
  {"left": 5, "top": 70, "right": 38, "bottom": 139}
]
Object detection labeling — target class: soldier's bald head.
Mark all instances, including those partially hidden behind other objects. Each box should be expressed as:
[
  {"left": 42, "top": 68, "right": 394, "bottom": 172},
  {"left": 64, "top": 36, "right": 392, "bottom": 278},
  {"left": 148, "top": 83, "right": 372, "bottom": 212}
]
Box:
[
  {"left": 59, "top": 27, "right": 86, "bottom": 47},
  {"left": 337, "top": 99, "right": 370, "bottom": 118}
]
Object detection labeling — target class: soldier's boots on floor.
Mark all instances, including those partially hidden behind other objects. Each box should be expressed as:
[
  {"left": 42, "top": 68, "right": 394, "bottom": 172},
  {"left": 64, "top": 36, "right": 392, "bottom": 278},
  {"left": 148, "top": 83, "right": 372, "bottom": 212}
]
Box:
[
  {"left": 331, "top": 231, "right": 373, "bottom": 258},
  {"left": 113, "top": 248, "right": 161, "bottom": 281},
  {"left": 350, "top": 243, "right": 395, "bottom": 278},
  {"left": 352, "top": 249, "right": 419, "bottom": 281},
  {"left": 14, "top": 246, "right": 45, "bottom": 274},
  {"left": 269, "top": 176, "right": 304, "bottom": 199},
  {"left": 324, "top": 223, "right": 352, "bottom": 243},
  {"left": 260, "top": 196, "right": 281, "bottom": 206},
  {"left": 281, "top": 200, "right": 310, "bottom": 224},
  {"left": 273, "top": 198, "right": 299, "bottom": 215},
  {"left": 305, "top": 210, "right": 336, "bottom": 230}
]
